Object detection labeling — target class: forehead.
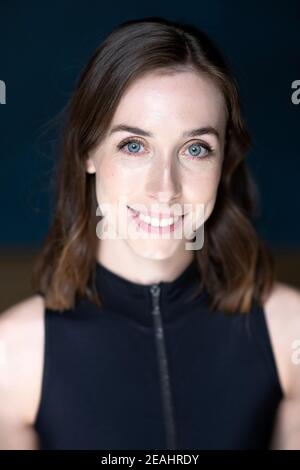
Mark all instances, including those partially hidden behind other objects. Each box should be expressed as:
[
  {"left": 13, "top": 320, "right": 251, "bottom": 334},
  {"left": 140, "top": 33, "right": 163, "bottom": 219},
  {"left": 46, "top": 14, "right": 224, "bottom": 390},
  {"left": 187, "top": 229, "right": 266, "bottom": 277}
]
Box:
[{"left": 110, "top": 70, "right": 227, "bottom": 133}]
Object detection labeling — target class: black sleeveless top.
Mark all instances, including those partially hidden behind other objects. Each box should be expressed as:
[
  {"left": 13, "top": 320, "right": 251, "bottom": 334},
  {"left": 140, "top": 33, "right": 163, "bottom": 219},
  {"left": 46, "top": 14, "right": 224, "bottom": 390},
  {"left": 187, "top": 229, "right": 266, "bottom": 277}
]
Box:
[{"left": 33, "top": 259, "right": 283, "bottom": 450}]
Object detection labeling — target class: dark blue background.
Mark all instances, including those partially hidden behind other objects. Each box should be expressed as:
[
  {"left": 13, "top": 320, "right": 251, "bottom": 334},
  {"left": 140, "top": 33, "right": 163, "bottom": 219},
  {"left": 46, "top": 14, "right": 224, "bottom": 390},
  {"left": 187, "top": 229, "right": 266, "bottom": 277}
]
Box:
[{"left": 0, "top": 0, "right": 299, "bottom": 247}]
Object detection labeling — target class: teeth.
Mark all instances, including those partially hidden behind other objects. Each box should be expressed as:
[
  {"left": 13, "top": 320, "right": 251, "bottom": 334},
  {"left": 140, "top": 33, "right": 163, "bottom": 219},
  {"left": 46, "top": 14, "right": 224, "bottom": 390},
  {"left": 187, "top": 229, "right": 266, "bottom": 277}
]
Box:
[{"left": 138, "top": 212, "right": 179, "bottom": 227}]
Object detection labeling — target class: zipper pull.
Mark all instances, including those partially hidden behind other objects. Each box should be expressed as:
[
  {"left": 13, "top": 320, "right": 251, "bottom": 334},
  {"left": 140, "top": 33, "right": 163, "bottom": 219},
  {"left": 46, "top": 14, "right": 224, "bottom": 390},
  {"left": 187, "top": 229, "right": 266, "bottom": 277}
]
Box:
[
  {"left": 150, "top": 284, "right": 160, "bottom": 312},
  {"left": 150, "top": 284, "right": 163, "bottom": 338}
]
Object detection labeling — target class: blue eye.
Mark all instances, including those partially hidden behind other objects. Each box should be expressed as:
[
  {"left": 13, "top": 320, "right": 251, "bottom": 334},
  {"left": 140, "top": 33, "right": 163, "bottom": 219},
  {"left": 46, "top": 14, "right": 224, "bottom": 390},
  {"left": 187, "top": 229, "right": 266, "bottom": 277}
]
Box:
[
  {"left": 129, "top": 142, "right": 140, "bottom": 152},
  {"left": 117, "top": 138, "right": 145, "bottom": 155},
  {"left": 186, "top": 143, "right": 212, "bottom": 159},
  {"left": 117, "top": 138, "right": 214, "bottom": 159}
]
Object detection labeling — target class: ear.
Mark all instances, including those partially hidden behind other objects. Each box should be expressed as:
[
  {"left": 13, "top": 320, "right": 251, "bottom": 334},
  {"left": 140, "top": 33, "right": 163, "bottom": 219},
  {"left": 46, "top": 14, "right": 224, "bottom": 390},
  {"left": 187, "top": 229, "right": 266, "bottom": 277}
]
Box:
[{"left": 85, "top": 157, "right": 96, "bottom": 174}]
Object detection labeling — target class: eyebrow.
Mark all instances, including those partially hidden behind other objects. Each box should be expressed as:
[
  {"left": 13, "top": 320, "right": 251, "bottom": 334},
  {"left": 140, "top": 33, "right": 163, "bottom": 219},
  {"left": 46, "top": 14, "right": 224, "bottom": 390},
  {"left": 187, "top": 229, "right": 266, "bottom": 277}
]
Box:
[{"left": 108, "top": 124, "right": 220, "bottom": 140}]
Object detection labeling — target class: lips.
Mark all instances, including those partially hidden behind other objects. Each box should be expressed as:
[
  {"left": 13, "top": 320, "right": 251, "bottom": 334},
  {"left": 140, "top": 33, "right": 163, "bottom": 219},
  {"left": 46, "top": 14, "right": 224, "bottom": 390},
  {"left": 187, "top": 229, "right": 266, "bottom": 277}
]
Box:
[
  {"left": 127, "top": 205, "right": 185, "bottom": 218},
  {"left": 127, "top": 205, "right": 185, "bottom": 234}
]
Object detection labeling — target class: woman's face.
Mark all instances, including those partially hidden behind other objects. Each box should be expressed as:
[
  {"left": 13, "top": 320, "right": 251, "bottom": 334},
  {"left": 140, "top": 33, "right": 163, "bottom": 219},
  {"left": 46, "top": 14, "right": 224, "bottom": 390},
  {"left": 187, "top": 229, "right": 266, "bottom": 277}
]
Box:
[{"left": 86, "top": 70, "right": 227, "bottom": 261}]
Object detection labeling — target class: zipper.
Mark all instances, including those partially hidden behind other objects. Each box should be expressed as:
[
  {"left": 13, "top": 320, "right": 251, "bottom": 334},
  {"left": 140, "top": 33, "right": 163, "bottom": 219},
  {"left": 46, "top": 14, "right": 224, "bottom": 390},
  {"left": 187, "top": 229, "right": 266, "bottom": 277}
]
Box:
[{"left": 149, "top": 284, "right": 177, "bottom": 450}]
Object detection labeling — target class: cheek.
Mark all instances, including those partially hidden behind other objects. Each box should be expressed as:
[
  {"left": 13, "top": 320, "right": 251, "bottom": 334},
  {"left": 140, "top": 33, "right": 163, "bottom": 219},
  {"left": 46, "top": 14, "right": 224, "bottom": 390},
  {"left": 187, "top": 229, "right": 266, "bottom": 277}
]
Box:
[
  {"left": 203, "top": 193, "right": 218, "bottom": 220},
  {"left": 95, "top": 162, "right": 138, "bottom": 205},
  {"left": 184, "top": 168, "right": 222, "bottom": 223},
  {"left": 186, "top": 169, "right": 221, "bottom": 204}
]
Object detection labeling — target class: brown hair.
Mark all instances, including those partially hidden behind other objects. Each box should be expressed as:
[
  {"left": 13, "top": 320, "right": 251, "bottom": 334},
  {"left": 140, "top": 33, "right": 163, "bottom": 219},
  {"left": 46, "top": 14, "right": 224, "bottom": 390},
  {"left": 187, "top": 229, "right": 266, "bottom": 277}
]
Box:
[{"left": 32, "top": 16, "right": 276, "bottom": 314}]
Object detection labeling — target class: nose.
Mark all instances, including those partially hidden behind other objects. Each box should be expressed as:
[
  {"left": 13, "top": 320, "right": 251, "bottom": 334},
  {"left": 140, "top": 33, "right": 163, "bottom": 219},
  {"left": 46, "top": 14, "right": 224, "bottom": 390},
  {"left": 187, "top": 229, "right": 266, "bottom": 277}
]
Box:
[{"left": 145, "top": 157, "right": 182, "bottom": 204}]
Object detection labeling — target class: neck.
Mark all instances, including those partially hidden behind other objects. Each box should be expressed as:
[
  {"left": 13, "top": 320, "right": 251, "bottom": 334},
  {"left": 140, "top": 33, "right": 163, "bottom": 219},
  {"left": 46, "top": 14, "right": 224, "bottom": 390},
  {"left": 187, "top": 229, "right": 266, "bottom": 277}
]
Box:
[{"left": 96, "top": 237, "right": 195, "bottom": 286}]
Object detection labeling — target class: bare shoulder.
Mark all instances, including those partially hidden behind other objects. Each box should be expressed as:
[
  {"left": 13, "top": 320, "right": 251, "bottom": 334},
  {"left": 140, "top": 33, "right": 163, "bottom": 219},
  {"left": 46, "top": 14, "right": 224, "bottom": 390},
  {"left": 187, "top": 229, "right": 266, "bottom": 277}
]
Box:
[
  {"left": 263, "top": 280, "right": 300, "bottom": 397},
  {"left": 0, "top": 295, "right": 45, "bottom": 427},
  {"left": 264, "top": 280, "right": 300, "bottom": 322},
  {"left": 263, "top": 282, "right": 300, "bottom": 449},
  {"left": 0, "top": 294, "right": 44, "bottom": 326}
]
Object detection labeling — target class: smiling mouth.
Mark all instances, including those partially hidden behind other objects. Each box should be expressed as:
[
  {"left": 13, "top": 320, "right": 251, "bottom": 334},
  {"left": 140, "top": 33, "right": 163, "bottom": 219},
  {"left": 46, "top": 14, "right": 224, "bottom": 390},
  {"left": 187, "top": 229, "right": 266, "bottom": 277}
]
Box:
[
  {"left": 127, "top": 205, "right": 186, "bottom": 231},
  {"left": 126, "top": 205, "right": 186, "bottom": 218}
]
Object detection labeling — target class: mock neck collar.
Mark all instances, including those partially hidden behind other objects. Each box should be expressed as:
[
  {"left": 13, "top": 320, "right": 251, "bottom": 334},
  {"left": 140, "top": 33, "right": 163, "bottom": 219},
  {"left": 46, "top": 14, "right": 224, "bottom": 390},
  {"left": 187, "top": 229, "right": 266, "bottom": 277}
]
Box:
[{"left": 94, "top": 257, "right": 206, "bottom": 327}]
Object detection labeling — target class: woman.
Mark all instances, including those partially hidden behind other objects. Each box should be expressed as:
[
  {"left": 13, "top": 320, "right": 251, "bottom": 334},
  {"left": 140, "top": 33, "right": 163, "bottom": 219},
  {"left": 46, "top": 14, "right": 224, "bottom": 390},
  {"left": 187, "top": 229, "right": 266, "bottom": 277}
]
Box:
[{"left": 0, "top": 16, "right": 299, "bottom": 450}]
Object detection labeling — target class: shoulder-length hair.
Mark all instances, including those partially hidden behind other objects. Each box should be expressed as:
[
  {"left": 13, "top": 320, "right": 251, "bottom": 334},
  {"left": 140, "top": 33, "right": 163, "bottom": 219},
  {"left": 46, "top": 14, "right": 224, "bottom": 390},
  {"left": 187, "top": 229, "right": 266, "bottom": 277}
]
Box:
[{"left": 32, "top": 16, "right": 275, "bottom": 314}]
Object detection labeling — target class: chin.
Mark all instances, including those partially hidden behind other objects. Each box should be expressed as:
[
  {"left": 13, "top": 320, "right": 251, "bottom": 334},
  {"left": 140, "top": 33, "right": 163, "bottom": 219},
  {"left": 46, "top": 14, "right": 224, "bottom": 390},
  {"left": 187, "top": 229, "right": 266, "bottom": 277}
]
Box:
[{"left": 126, "top": 239, "right": 184, "bottom": 261}]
